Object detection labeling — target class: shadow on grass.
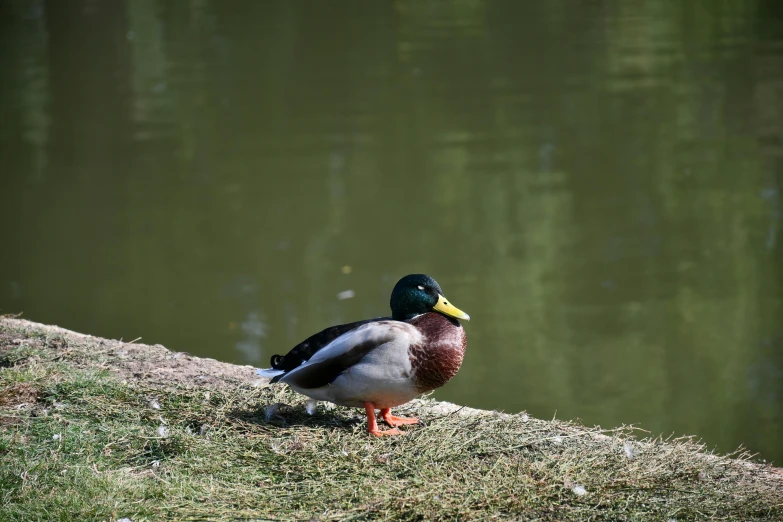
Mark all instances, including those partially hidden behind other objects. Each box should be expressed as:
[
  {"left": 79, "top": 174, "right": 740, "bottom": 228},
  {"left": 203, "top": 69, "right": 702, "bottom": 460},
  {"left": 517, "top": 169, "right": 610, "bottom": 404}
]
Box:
[{"left": 227, "top": 401, "right": 365, "bottom": 432}]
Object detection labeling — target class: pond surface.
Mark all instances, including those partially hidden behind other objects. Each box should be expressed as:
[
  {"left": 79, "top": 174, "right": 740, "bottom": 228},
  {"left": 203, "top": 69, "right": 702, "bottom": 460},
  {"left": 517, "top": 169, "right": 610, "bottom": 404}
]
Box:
[{"left": 1, "top": 0, "right": 782, "bottom": 462}]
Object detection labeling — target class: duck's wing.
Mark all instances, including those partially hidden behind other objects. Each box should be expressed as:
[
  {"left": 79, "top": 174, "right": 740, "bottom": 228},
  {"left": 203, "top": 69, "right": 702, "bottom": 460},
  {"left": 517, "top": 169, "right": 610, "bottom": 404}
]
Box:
[
  {"left": 269, "top": 317, "right": 388, "bottom": 373},
  {"left": 278, "top": 320, "right": 418, "bottom": 389}
]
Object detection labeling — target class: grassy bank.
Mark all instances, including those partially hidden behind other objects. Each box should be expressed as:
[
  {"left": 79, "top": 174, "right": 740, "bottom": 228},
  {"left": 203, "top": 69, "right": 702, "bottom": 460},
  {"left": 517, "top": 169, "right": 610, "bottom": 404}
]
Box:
[{"left": 1, "top": 318, "right": 781, "bottom": 521}]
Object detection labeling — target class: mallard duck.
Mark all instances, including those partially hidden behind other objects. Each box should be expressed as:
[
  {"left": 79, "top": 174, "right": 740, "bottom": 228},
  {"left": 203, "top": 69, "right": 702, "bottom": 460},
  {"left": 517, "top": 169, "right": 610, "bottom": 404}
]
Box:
[{"left": 257, "top": 274, "right": 470, "bottom": 436}]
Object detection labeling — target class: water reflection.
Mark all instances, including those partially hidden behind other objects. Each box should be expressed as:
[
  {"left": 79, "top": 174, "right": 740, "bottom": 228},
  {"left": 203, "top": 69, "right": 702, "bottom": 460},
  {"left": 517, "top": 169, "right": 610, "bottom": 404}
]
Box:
[{"left": 0, "top": 0, "right": 781, "bottom": 462}]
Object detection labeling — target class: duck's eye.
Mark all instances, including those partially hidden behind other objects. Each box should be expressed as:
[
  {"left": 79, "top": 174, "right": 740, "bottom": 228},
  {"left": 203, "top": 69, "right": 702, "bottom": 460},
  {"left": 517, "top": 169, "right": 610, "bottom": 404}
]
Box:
[{"left": 417, "top": 285, "right": 425, "bottom": 291}]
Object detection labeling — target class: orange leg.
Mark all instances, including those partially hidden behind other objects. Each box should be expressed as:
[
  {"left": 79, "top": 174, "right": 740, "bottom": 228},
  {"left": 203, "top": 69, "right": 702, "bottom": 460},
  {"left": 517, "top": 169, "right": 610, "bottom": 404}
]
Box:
[
  {"left": 380, "top": 408, "right": 420, "bottom": 427},
  {"left": 365, "top": 403, "right": 403, "bottom": 436}
]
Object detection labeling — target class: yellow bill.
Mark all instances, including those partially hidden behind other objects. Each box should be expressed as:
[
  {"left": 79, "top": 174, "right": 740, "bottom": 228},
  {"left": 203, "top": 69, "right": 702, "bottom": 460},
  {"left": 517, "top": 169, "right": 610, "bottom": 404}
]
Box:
[{"left": 433, "top": 294, "right": 470, "bottom": 321}]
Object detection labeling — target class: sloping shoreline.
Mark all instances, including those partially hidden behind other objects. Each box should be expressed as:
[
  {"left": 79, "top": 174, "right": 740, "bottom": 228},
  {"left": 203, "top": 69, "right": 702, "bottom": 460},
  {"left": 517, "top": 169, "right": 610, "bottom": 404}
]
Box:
[{"left": 1, "top": 317, "right": 781, "bottom": 521}]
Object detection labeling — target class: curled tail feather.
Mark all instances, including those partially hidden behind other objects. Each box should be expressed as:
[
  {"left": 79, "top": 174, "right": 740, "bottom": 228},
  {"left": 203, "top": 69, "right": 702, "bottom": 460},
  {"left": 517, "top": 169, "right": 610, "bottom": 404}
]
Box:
[{"left": 255, "top": 368, "right": 285, "bottom": 382}]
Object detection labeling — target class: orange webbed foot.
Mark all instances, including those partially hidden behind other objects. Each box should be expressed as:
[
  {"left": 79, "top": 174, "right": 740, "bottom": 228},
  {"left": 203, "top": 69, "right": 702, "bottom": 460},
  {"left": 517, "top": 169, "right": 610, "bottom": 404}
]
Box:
[
  {"left": 368, "top": 427, "right": 404, "bottom": 437},
  {"left": 365, "top": 403, "right": 407, "bottom": 437},
  {"left": 380, "top": 408, "right": 421, "bottom": 428}
]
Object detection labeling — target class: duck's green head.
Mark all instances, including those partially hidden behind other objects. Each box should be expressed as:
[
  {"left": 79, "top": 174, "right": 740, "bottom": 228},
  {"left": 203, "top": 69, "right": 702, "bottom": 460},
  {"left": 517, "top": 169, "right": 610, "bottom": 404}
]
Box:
[{"left": 390, "top": 274, "right": 470, "bottom": 322}]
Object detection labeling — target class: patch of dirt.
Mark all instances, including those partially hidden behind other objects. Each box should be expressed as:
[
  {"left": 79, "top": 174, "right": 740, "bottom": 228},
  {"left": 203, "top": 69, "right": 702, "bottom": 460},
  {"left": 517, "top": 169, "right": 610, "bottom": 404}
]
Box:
[
  {"left": 0, "top": 331, "right": 34, "bottom": 367},
  {"left": 104, "top": 340, "right": 260, "bottom": 389},
  {"left": 0, "top": 318, "right": 259, "bottom": 391},
  {"left": 0, "top": 382, "right": 39, "bottom": 408}
]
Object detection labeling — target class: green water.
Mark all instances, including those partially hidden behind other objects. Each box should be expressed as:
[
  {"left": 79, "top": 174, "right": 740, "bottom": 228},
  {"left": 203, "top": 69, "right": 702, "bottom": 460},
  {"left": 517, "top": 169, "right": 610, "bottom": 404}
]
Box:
[{"left": 1, "top": 0, "right": 781, "bottom": 462}]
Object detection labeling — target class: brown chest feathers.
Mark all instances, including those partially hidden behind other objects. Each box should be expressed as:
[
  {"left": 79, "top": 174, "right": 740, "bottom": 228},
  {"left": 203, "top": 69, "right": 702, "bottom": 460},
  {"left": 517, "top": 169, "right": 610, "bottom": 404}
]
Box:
[{"left": 407, "top": 312, "right": 467, "bottom": 393}]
